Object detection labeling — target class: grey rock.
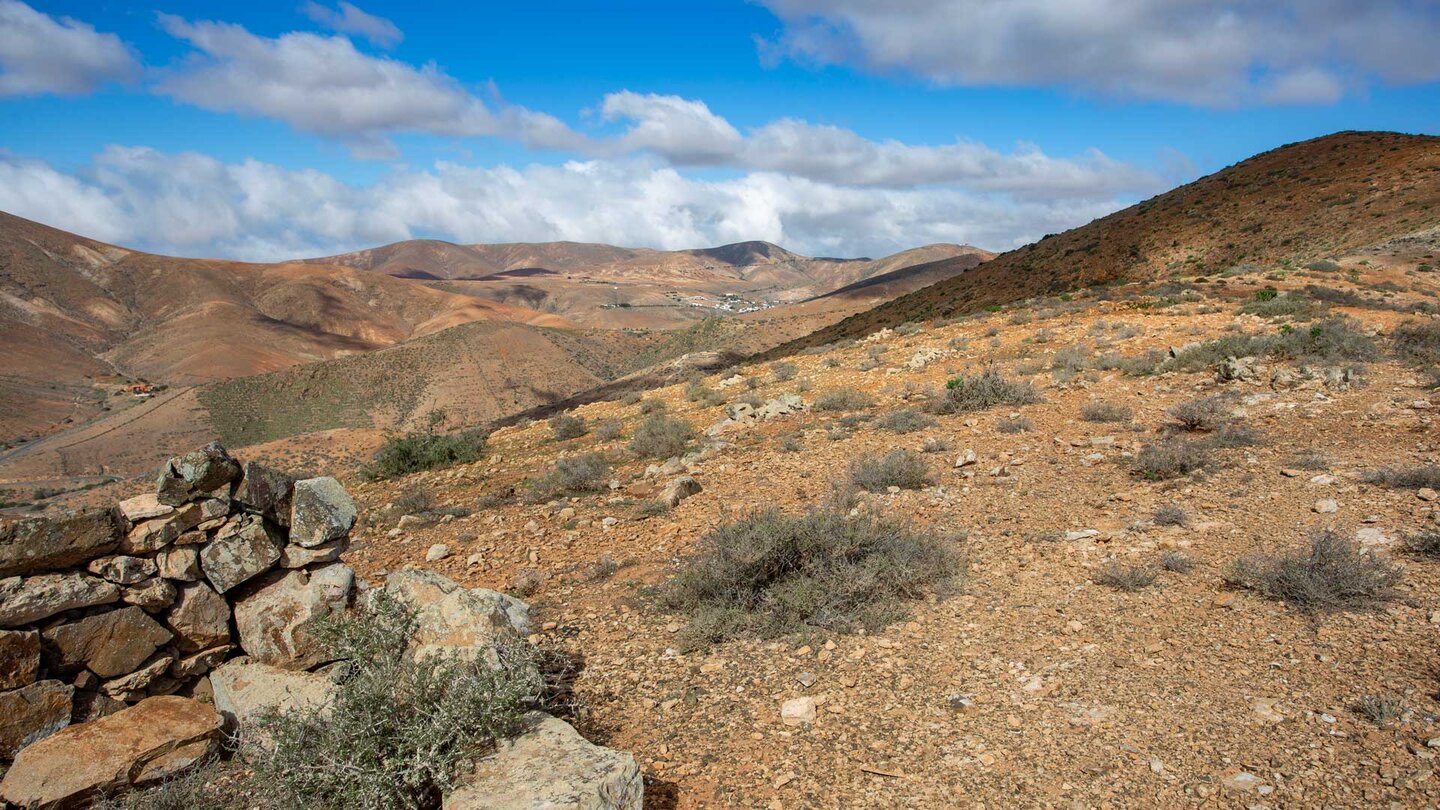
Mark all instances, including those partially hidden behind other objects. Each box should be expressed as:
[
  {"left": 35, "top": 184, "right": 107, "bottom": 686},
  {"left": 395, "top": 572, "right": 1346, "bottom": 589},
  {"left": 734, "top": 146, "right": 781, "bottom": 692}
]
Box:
[
  {"left": 0, "top": 574, "right": 120, "bottom": 628},
  {"left": 0, "top": 680, "right": 74, "bottom": 759},
  {"left": 290, "top": 477, "right": 357, "bottom": 547},
  {"left": 233, "top": 461, "right": 296, "bottom": 525},
  {"left": 234, "top": 565, "right": 353, "bottom": 670},
  {"left": 279, "top": 539, "right": 347, "bottom": 569},
  {"left": 210, "top": 660, "right": 334, "bottom": 738},
  {"left": 156, "top": 546, "right": 201, "bottom": 581},
  {"left": 122, "top": 577, "right": 177, "bottom": 612},
  {"left": 659, "top": 476, "right": 702, "bottom": 508},
  {"left": 156, "top": 442, "right": 241, "bottom": 506},
  {"left": 200, "top": 516, "right": 282, "bottom": 593},
  {"left": 87, "top": 555, "right": 157, "bottom": 585},
  {"left": 0, "top": 508, "right": 121, "bottom": 578}
]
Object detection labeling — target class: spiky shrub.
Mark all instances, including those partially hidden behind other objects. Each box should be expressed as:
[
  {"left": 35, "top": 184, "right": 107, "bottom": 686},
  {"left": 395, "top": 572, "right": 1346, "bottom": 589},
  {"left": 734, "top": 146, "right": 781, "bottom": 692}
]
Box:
[
  {"left": 849, "top": 449, "right": 931, "bottom": 492},
  {"left": 593, "top": 418, "right": 623, "bottom": 441},
  {"left": 770, "top": 361, "right": 798, "bottom": 382},
  {"left": 1094, "top": 561, "right": 1158, "bottom": 591},
  {"left": 248, "top": 593, "right": 539, "bottom": 809},
  {"left": 1131, "top": 440, "right": 1209, "bottom": 480},
  {"left": 1080, "top": 401, "right": 1132, "bottom": 423},
  {"left": 876, "top": 409, "right": 937, "bottom": 434},
  {"left": 524, "top": 453, "right": 610, "bottom": 503},
  {"left": 1404, "top": 530, "right": 1440, "bottom": 556},
  {"left": 1167, "top": 394, "right": 1232, "bottom": 432},
  {"left": 629, "top": 414, "right": 696, "bottom": 459},
  {"left": 94, "top": 765, "right": 224, "bottom": 810},
  {"left": 548, "top": 414, "right": 587, "bottom": 441},
  {"left": 1364, "top": 465, "right": 1440, "bottom": 489},
  {"left": 813, "top": 389, "right": 876, "bottom": 412},
  {"left": 1160, "top": 551, "right": 1194, "bottom": 573},
  {"left": 369, "top": 428, "right": 487, "bottom": 479},
  {"left": 994, "top": 416, "right": 1033, "bottom": 434},
  {"left": 660, "top": 506, "right": 960, "bottom": 648},
  {"left": 1392, "top": 319, "right": 1440, "bottom": 367},
  {"left": 1227, "top": 530, "right": 1403, "bottom": 613},
  {"left": 933, "top": 368, "right": 1040, "bottom": 415}
]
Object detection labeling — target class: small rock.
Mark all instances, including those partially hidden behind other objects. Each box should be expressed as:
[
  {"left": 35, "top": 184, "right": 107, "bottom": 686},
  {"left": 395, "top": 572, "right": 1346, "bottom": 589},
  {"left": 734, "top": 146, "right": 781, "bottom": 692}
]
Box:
[
  {"left": 1313, "top": 499, "right": 1339, "bottom": 514},
  {"left": 443, "top": 713, "right": 641, "bottom": 809},
  {"left": 781, "top": 696, "right": 817, "bottom": 726},
  {"left": 797, "top": 672, "right": 817, "bottom": 688},
  {"left": 0, "top": 629, "right": 40, "bottom": 689},
  {"left": 1418, "top": 488, "right": 1438, "bottom": 502},
  {"left": 426, "top": 544, "right": 452, "bottom": 562},
  {"left": 0, "top": 680, "right": 73, "bottom": 758}
]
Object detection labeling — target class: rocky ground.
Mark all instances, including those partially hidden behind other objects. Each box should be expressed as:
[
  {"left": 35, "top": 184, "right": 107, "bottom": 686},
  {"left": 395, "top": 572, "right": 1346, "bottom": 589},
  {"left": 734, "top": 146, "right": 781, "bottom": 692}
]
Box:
[{"left": 336, "top": 251, "right": 1440, "bottom": 809}]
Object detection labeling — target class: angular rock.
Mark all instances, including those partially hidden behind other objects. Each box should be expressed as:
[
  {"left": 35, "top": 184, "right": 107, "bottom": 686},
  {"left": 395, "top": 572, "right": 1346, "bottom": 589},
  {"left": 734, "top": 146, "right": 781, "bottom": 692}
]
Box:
[
  {"left": 781, "top": 696, "right": 816, "bottom": 726},
  {"left": 279, "top": 539, "right": 346, "bottom": 568},
  {"left": 234, "top": 565, "right": 353, "bottom": 670},
  {"left": 0, "top": 508, "right": 121, "bottom": 578},
  {"left": 165, "top": 581, "right": 232, "bottom": 653},
  {"left": 660, "top": 476, "right": 702, "bottom": 508},
  {"left": 87, "top": 555, "right": 157, "bottom": 585},
  {"left": 72, "top": 690, "right": 126, "bottom": 724},
  {"left": 171, "top": 646, "right": 233, "bottom": 680},
  {"left": 387, "top": 568, "right": 531, "bottom": 636},
  {"left": 0, "top": 696, "right": 221, "bottom": 807},
  {"left": 119, "top": 515, "right": 183, "bottom": 554},
  {"left": 200, "top": 516, "right": 282, "bottom": 593},
  {"left": 100, "top": 653, "right": 175, "bottom": 702},
  {"left": 290, "top": 477, "right": 357, "bottom": 547},
  {"left": 156, "top": 442, "right": 241, "bottom": 506},
  {"left": 210, "top": 660, "right": 334, "bottom": 735},
  {"left": 117, "top": 493, "right": 174, "bottom": 523},
  {"left": 386, "top": 576, "right": 530, "bottom": 665},
  {"left": 0, "top": 680, "right": 74, "bottom": 759},
  {"left": 42, "top": 606, "right": 173, "bottom": 678},
  {"left": 123, "top": 577, "right": 177, "bottom": 611},
  {"left": 445, "top": 712, "right": 642, "bottom": 810},
  {"left": 156, "top": 545, "right": 201, "bottom": 581},
  {"left": 426, "top": 543, "right": 451, "bottom": 562},
  {"left": 233, "top": 461, "right": 296, "bottom": 525},
  {"left": 0, "top": 630, "right": 40, "bottom": 690},
  {"left": 0, "top": 573, "right": 120, "bottom": 627}
]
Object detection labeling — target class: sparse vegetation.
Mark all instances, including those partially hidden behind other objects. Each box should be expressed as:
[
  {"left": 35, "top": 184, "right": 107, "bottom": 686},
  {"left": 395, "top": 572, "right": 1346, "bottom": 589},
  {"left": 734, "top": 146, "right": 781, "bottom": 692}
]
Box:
[
  {"left": 933, "top": 368, "right": 1041, "bottom": 415},
  {"left": 1227, "top": 530, "right": 1403, "bottom": 612},
  {"left": 1239, "top": 292, "right": 1327, "bottom": 320},
  {"left": 1160, "top": 551, "right": 1195, "bottom": 574},
  {"left": 369, "top": 426, "right": 487, "bottom": 479},
  {"left": 814, "top": 389, "right": 876, "bottom": 412},
  {"left": 876, "top": 409, "right": 937, "bottom": 434},
  {"left": 770, "top": 361, "right": 798, "bottom": 382},
  {"left": 629, "top": 414, "right": 697, "bottom": 459},
  {"left": 994, "top": 415, "right": 1033, "bottom": 433},
  {"left": 849, "top": 449, "right": 931, "bottom": 492},
  {"left": 1353, "top": 693, "right": 1404, "bottom": 727},
  {"left": 660, "top": 505, "right": 960, "bottom": 648},
  {"left": 549, "top": 413, "right": 588, "bottom": 441},
  {"left": 1166, "top": 317, "right": 1377, "bottom": 372},
  {"left": 1364, "top": 465, "right": 1440, "bottom": 489},
  {"left": 1152, "top": 504, "right": 1188, "bottom": 526},
  {"left": 525, "top": 453, "right": 611, "bottom": 502},
  {"left": 1131, "top": 439, "right": 1210, "bottom": 480},
  {"left": 1080, "top": 401, "right": 1132, "bottom": 423},
  {"left": 248, "top": 592, "right": 539, "bottom": 809},
  {"left": 1094, "top": 561, "right": 1158, "bottom": 591},
  {"left": 1168, "top": 394, "right": 1232, "bottom": 432},
  {"left": 1404, "top": 530, "right": 1440, "bottom": 556},
  {"left": 594, "top": 418, "right": 624, "bottom": 441},
  {"left": 919, "top": 437, "right": 952, "bottom": 453}
]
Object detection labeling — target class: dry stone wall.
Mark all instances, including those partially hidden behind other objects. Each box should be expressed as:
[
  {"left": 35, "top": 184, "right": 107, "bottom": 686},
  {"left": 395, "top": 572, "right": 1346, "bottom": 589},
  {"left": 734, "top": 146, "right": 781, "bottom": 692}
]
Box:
[{"left": 0, "top": 442, "right": 358, "bottom": 761}]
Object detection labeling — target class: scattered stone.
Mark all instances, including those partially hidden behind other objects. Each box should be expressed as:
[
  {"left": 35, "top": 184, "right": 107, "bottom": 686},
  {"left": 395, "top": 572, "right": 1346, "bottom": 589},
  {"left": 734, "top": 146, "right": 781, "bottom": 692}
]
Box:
[
  {"left": 234, "top": 565, "right": 353, "bottom": 670},
  {"left": 0, "top": 696, "right": 222, "bottom": 807},
  {"left": 165, "top": 582, "right": 233, "bottom": 653},
  {"left": 426, "top": 543, "right": 452, "bottom": 562},
  {"left": 386, "top": 570, "right": 531, "bottom": 664},
  {"left": 1419, "top": 487, "right": 1438, "bottom": 502},
  {"left": 156, "top": 442, "right": 241, "bottom": 506},
  {"left": 954, "top": 449, "right": 977, "bottom": 468},
  {"left": 0, "top": 680, "right": 73, "bottom": 759},
  {"left": 279, "top": 539, "right": 347, "bottom": 568},
  {"left": 200, "top": 516, "right": 282, "bottom": 593},
  {"left": 0, "top": 508, "right": 121, "bottom": 578},
  {"left": 1221, "top": 770, "right": 1266, "bottom": 794},
  {"left": 797, "top": 672, "right": 817, "bottom": 688},
  {"left": 660, "top": 476, "right": 702, "bottom": 508},
  {"left": 444, "top": 712, "right": 642, "bottom": 810},
  {"left": 290, "top": 477, "right": 357, "bottom": 547},
  {"left": 781, "top": 696, "right": 817, "bottom": 726},
  {"left": 0, "top": 573, "right": 120, "bottom": 627},
  {"left": 87, "top": 554, "right": 157, "bottom": 585},
  {"left": 1313, "top": 499, "right": 1340, "bottom": 514},
  {"left": 0, "top": 629, "right": 40, "bottom": 689},
  {"left": 1355, "top": 527, "right": 1395, "bottom": 547}
]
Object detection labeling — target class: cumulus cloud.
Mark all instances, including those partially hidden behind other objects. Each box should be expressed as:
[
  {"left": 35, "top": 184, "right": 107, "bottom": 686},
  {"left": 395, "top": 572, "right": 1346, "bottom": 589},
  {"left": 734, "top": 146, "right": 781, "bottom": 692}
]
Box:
[
  {"left": 155, "top": 15, "right": 583, "bottom": 158},
  {"left": 0, "top": 147, "right": 1132, "bottom": 261},
  {"left": 757, "top": 0, "right": 1440, "bottom": 106},
  {"left": 0, "top": 0, "right": 139, "bottom": 96},
  {"left": 299, "top": 1, "right": 402, "bottom": 49}
]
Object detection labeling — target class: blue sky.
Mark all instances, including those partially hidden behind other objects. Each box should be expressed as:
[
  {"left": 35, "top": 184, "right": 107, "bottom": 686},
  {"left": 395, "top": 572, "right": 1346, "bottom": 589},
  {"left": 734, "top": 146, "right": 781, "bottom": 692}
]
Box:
[{"left": 1, "top": 0, "right": 1437, "bottom": 260}]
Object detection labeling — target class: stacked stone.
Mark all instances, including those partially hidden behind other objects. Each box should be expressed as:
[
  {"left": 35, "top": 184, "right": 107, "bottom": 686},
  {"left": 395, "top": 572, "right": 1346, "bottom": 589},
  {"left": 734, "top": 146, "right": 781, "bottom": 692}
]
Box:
[{"left": 0, "top": 442, "right": 358, "bottom": 762}]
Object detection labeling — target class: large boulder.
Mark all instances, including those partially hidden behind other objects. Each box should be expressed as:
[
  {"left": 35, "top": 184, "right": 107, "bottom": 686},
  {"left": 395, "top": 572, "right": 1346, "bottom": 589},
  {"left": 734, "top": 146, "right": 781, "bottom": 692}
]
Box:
[
  {"left": 384, "top": 569, "right": 532, "bottom": 666},
  {"left": 0, "top": 680, "right": 74, "bottom": 759},
  {"left": 0, "top": 696, "right": 222, "bottom": 808},
  {"left": 234, "top": 564, "right": 353, "bottom": 670},
  {"left": 0, "top": 508, "right": 121, "bottom": 578},
  {"left": 156, "top": 442, "right": 241, "bottom": 506},
  {"left": 42, "top": 606, "right": 172, "bottom": 678},
  {"left": 444, "top": 713, "right": 642, "bottom": 810},
  {"left": 233, "top": 461, "right": 296, "bottom": 525},
  {"left": 209, "top": 660, "right": 334, "bottom": 735},
  {"left": 0, "top": 574, "right": 120, "bottom": 627},
  {"left": 289, "top": 477, "right": 356, "bottom": 547},
  {"left": 386, "top": 569, "right": 530, "bottom": 635},
  {"left": 0, "top": 630, "right": 40, "bottom": 690},
  {"left": 199, "top": 516, "right": 282, "bottom": 593},
  {"left": 165, "top": 581, "right": 232, "bottom": 653}
]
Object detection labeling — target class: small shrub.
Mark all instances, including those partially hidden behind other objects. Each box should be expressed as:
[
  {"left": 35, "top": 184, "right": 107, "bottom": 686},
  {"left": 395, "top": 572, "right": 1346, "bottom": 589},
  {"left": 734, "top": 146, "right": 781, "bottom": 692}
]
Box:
[
  {"left": 778, "top": 432, "right": 804, "bottom": 453},
  {"left": 1354, "top": 693, "right": 1404, "bottom": 726},
  {"left": 1228, "top": 530, "right": 1402, "bottom": 612},
  {"left": 934, "top": 368, "right": 1041, "bottom": 415},
  {"left": 770, "top": 361, "right": 798, "bottom": 382},
  {"left": 549, "top": 413, "right": 587, "bottom": 441},
  {"left": 630, "top": 415, "right": 696, "bottom": 459},
  {"left": 849, "top": 449, "right": 931, "bottom": 492},
  {"left": 637, "top": 500, "right": 671, "bottom": 518},
  {"left": 1160, "top": 551, "right": 1194, "bottom": 573},
  {"left": 995, "top": 416, "right": 1033, "bottom": 433},
  {"left": 1007, "top": 310, "right": 1032, "bottom": 325},
  {"left": 525, "top": 453, "right": 610, "bottom": 502},
  {"left": 1168, "top": 394, "right": 1231, "bottom": 432},
  {"left": 1306, "top": 259, "right": 1341, "bottom": 272},
  {"left": 1080, "top": 401, "right": 1132, "bottom": 423},
  {"left": 1403, "top": 530, "right": 1440, "bottom": 556},
  {"left": 1095, "top": 561, "right": 1158, "bottom": 590},
  {"left": 621, "top": 391, "right": 643, "bottom": 406},
  {"left": 1202, "top": 423, "right": 1262, "bottom": 449},
  {"left": 1286, "top": 450, "right": 1330, "bottom": 470},
  {"left": 685, "top": 382, "right": 725, "bottom": 406},
  {"left": 919, "top": 437, "right": 952, "bottom": 453},
  {"left": 509, "top": 569, "right": 544, "bottom": 597},
  {"left": 1364, "top": 465, "right": 1440, "bottom": 489},
  {"left": 638, "top": 398, "right": 666, "bottom": 415},
  {"left": 877, "top": 409, "right": 937, "bottom": 434},
  {"left": 814, "top": 389, "right": 876, "bottom": 412},
  {"left": 660, "top": 506, "right": 960, "bottom": 647},
  {"left": 1239, "top": 293, "right": 1327, "bottom": 320},
  {"left": 1152, "top": 504, "right": 1188, "bottom": 526},
  {"left": 248, "top": 592, "right": 538, "bottom": 809},
  {"left": 594, "top": 418, "right": 624, "bottom": 441},
  {"left": 393, "top": 487, "right": 436, "bottom": 516},
  {"left": 1393, "top": 319, "right": 1440, "bottom": 366},
  {"left": 369, "top": 427, "right": 487, "bottom": 479},
  {"left": 1131, "top": 440, "right": 1209, "bottom": 480},
  {"left": 94, "top": 763, "right": 226, "bottom": 810}
]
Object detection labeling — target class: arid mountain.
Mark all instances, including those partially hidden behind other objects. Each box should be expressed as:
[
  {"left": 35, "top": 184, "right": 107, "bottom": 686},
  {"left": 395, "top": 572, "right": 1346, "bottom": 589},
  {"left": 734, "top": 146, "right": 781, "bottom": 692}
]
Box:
[{"left": 763, "top": 130, "right": 1440, "bottom": 356}]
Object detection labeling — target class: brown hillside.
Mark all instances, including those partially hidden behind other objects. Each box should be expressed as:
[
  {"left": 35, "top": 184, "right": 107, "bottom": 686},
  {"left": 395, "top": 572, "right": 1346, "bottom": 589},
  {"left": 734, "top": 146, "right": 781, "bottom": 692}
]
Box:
[{"left": 763, "top": 131, "right": 1440, "bottom": 356}]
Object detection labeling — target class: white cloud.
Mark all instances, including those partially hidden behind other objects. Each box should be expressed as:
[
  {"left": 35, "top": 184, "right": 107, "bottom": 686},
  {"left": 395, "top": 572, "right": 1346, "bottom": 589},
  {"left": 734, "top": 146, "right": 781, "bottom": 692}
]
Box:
[
  {"left": 0, "top": 147, "right": 1132, "bottom": 261},
  {"left": 155, "top": 15, "right": 583, "bottom": 158},
  {"left": 0, "top": 0, "right": 138, "bottom": 96},
  {"left": 299, "top": 1, "right": 402, "bottom": 49},
  {"left": 757, "top": 0, "right": 1440, "bottom": 106}
]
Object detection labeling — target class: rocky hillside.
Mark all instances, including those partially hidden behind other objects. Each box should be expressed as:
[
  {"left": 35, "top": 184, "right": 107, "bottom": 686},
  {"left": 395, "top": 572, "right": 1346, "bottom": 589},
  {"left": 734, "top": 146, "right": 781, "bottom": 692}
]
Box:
[{"left": 764, "top": 130, "right": 1440, "bottom": 356}]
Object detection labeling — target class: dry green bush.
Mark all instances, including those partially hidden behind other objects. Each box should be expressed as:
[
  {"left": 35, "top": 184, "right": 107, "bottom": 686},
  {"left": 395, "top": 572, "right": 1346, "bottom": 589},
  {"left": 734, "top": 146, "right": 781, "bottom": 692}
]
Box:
[
  {"left": 369, "top": 427, "right": 487, "bottom": 479},
  {"left": 629, "top": 415, "right": 696, "bottom": 459},
  {"left": 1132, "top": 440, "right": 1209, "bottom": 480},
  {"left": 770, "top": 361, "right": 798, "bottom": 382},
  {"left": 1080, "top": 401, "right": 1132, "bottom": 423},
  {"left": 593, "top": 418, "right": 624, "bottom": 441},
  {"left": 525, "top": 453, "right": 610, "bottom": 503},
  {"left": 877, "top": 409, "right": 938, "bottom": 434},
  {"left": 933, "top": 368, "right": 1041, "bottom": 415},
  {"left": 1364, "top": 465, "right": 1440, "bottom": 489},
  {"left": 548, "top": 413, "right": 587, "bottom": 441},
  {"left": 814, "top": 389, "right": 876, "bottom": 412},
  {"left": 849, "top": 449, "right": 931, "bottom": 491},
  {"left": 1095, "top": 561, "right": 1158, "bottom": 590},
  {"left": 1227, "top": 530, "right": 1402, "bottom": 612}
]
